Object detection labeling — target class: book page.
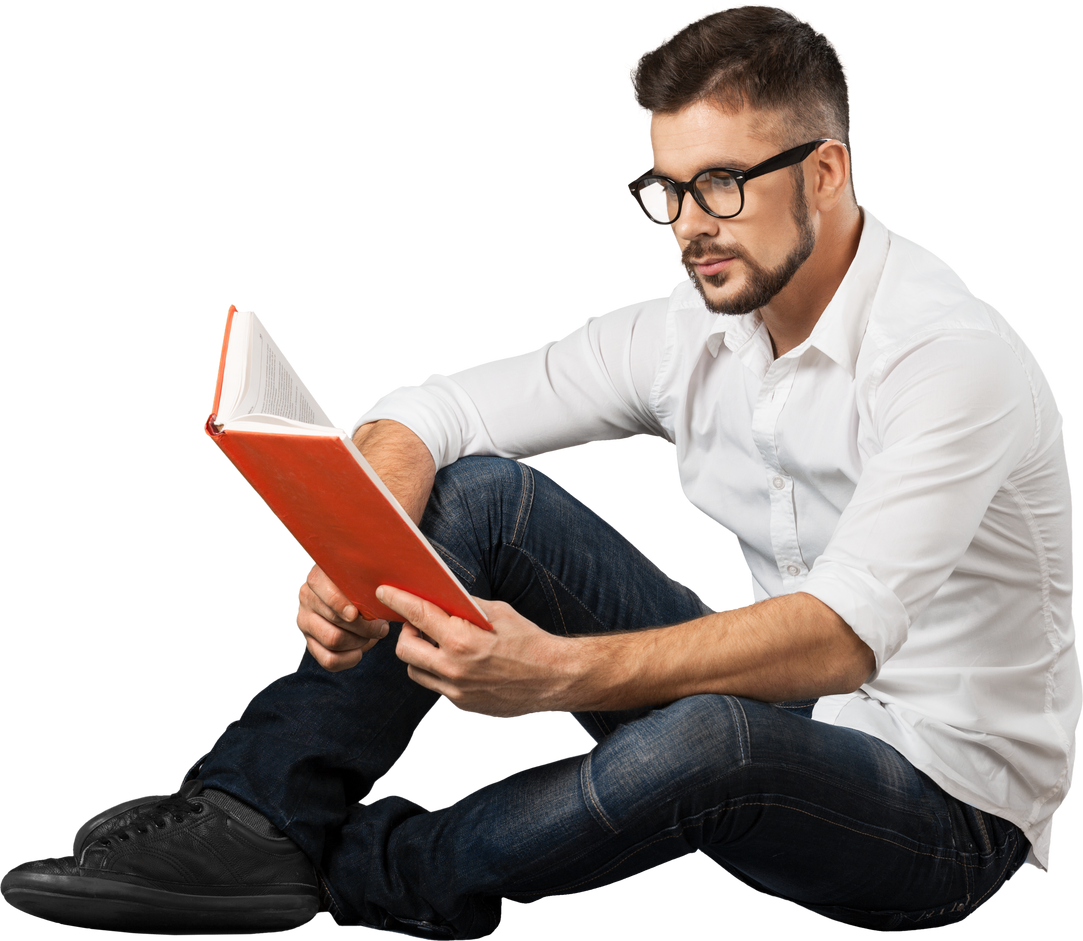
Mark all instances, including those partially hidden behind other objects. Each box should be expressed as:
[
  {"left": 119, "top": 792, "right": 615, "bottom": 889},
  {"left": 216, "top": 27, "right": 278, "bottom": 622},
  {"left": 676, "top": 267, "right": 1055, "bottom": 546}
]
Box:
[
  {"left": 224, "top": 415, "right": 344, "bottom": 435},
  {"left": 216, "top": 310, "right": 250, "bottom": 421},
  {"left": 224, "top": 312, "right": 333, "bottom": 428}
]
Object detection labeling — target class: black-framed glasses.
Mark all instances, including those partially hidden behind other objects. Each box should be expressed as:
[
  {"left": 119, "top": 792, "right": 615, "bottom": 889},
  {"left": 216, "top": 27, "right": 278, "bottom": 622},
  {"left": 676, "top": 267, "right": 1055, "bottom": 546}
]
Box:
[{"left": 628, "top": 139, "right": 831, "bottom": 224}]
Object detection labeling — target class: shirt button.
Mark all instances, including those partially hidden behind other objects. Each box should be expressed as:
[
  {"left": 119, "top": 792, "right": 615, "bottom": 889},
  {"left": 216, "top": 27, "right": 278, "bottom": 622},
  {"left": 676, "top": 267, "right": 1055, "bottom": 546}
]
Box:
[
  {"left": 786, "top": 564, "right": 801, "bottom": 576},
  {"left": 772, "top": 476, "right": 785, "bottom": 490}
]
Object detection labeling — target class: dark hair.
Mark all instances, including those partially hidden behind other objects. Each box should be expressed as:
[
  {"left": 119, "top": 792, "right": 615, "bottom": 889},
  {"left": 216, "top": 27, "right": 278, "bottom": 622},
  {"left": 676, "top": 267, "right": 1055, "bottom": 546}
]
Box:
[{"left": 633, "top": 7, "right": 849, "bottom": 150}]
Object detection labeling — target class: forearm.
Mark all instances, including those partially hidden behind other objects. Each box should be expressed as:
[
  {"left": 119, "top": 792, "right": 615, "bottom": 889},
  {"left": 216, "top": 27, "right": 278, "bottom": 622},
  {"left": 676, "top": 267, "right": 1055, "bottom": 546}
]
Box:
[
  {"left": 352, "top": 420, "right": 435, "bottom": 524},
  {"left": 556, "top": 592, "right": 875, "bottom": 711}
]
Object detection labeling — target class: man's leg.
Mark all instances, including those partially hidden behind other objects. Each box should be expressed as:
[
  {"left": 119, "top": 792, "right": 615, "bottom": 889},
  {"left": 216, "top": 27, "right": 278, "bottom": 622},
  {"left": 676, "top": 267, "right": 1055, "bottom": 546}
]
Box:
[
  {"left": 194, "top": 632, "right": 440, "bottom": 871},
  {"left": 320, "top": 694, "right": 1028, "bottom": 936}
]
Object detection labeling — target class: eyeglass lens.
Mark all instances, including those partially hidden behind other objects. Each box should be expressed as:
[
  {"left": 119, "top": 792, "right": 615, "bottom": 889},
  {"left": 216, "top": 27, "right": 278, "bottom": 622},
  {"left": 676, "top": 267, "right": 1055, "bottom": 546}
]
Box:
[{"left": 638, "top": 170, "right": 742, "bottom": 223}]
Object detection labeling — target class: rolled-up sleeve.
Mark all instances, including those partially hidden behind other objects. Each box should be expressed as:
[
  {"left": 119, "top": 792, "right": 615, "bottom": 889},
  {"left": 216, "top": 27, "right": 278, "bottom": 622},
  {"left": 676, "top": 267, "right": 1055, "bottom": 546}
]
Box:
[
  {"left": 801, "top": 330, "right": 1038, "bottom": 671},
  {"left": 354, "top": 300, "right": 670, "bottom": 470}
]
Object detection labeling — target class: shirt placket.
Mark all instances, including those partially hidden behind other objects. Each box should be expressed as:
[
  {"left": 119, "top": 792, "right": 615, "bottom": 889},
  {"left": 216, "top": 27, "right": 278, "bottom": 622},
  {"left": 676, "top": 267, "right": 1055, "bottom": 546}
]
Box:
[{"left": 750, "top": 355, "right": 807, "bottom": 591}]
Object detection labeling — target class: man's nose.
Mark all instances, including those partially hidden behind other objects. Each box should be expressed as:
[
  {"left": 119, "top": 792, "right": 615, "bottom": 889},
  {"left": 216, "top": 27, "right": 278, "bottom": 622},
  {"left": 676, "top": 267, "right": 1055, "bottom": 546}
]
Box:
[{"left": 673, "top": 193, "right": 721, "bottom": 242}]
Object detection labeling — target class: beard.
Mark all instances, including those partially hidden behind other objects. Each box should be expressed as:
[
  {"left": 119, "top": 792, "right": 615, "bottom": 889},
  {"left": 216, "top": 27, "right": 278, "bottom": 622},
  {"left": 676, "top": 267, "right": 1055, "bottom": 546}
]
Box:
[{"left": 682, "top": 179, "right": 816, "bottom": 316}]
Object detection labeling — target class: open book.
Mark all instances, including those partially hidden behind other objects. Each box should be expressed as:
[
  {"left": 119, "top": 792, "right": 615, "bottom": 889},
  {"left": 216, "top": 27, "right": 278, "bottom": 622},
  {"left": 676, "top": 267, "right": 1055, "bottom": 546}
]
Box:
[{"left": 206, "top": 306, "right": 492, "bottom": 629}]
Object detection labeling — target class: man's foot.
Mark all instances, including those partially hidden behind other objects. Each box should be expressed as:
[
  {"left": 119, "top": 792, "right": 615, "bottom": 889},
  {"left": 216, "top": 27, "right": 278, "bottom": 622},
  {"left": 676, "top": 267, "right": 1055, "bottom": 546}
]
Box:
[{"left": 2, "top": 780, "right": 319, "bottom": 934}]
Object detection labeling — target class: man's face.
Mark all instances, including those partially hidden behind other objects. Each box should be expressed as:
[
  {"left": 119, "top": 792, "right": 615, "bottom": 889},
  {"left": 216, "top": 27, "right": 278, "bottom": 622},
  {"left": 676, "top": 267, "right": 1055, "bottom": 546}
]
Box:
[{"left": 650, "top": 101, "right": 816, "bottom": 315}]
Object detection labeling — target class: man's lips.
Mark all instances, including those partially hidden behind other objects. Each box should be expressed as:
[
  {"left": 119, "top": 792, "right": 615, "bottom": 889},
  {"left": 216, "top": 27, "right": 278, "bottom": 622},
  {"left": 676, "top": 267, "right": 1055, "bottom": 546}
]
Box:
[{"left": 692, "top": 256, "right": 735, "bottom": 276}]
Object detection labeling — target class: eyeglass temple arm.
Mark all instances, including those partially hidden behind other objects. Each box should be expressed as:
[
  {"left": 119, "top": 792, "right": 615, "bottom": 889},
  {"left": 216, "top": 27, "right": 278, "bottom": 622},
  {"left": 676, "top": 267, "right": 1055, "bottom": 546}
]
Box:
[{"left": 742, "top": 139, "right": 834, "bottom": 182}]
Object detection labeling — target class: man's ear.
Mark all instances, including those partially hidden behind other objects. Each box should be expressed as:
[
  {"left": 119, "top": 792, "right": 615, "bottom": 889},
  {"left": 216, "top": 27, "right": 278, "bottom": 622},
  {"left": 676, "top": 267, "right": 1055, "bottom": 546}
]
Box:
[{"left": 810, "top": 140, "right": 852, "bottom": 212}]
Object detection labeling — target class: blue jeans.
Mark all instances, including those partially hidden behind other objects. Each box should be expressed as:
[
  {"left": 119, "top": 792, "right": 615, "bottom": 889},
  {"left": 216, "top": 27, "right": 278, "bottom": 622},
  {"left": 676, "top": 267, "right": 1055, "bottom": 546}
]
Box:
[{"left": 198, "top": 457, "right": 1028, "bottom": 936}]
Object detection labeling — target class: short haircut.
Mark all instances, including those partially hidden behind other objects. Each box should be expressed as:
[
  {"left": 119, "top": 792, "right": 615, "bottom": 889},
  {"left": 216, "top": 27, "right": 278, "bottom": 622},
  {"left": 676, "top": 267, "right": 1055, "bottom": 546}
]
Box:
[{"left": 632, "top": 6, "right": 850, "bottom": 150}]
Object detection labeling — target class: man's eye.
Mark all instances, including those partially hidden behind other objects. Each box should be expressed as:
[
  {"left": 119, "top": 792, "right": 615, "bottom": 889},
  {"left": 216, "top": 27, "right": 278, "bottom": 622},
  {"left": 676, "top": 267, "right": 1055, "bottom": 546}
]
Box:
[{"left": 705, "top": 171, "right": 737, "bottom": 190}]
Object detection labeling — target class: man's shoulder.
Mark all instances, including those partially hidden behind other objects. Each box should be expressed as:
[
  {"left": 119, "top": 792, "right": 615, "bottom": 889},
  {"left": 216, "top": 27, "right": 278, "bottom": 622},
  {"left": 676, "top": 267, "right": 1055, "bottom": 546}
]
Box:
[{"left": 858, "top": 227, "right": 1021, "bottom": 374}]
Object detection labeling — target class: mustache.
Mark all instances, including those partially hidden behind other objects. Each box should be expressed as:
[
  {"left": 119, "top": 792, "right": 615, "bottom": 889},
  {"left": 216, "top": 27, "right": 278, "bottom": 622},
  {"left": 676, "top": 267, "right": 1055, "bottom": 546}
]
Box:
[{"left": 681, "top": 241, "right": 746, "bottom": 264}]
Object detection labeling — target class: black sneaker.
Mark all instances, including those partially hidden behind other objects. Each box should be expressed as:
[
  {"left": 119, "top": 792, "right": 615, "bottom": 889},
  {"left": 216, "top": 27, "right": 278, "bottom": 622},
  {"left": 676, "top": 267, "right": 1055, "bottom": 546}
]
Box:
[{"left": 2, "top": 780, "right": 319, "bottom": 934}]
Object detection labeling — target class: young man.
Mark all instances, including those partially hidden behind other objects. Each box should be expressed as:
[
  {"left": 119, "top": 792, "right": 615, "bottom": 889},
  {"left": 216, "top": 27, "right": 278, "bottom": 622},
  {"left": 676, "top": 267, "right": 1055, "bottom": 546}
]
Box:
[{"left": 4, "top": 6, "right": 1077, "bottom": 937}]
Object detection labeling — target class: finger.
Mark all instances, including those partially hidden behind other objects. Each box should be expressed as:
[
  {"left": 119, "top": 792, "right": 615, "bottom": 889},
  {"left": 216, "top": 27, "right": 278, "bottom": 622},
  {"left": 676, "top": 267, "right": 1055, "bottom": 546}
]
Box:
[
  {"left": 376, "top": 586, "right": 455, "bottom": 643},
  {"left": 306, "top": 564, "right": 360, "bottom": 622},
  {"left": 298, "top": 610, "right": 367, "bottom": 653},
  {"left": 395, "top": 622, "right": 447, "bottom": 676},
  {"left": 305, "top": 633, "right": 376, "bottom": 672},
  {"left": 404, "top": 662, "right": 457, "bottom": 697},
  {"left": 299, "top": 583, "right": 389, "bottom": 639}
]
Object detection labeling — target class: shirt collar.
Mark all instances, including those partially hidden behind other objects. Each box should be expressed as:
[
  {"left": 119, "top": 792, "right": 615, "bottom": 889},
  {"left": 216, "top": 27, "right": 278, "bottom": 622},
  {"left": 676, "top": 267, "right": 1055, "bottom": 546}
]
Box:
[{"left": 701, "top": 210, "right": 890, "bottom": 378}]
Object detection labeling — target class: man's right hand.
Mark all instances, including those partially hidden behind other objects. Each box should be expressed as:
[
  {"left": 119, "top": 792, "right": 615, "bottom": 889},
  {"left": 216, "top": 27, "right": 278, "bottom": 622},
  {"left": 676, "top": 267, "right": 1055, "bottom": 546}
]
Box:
[{"left": 297, "top": 564, "right": 389, "bottom": 671}]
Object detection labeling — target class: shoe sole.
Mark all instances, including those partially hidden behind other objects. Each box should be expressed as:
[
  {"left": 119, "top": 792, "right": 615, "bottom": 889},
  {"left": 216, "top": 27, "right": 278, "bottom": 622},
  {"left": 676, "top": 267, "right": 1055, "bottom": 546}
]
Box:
[{"left": 3, "top": 873, "right": 318, "bottom": 934}]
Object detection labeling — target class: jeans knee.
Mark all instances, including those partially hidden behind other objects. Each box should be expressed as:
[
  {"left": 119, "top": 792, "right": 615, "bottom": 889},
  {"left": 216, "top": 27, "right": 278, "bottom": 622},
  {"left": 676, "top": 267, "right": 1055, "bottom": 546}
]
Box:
[
  {"left": 422, "top": 456, "right": 532, "bottom": 547},
  {"left": 581, "top": 695, "right": 751, "bottom": 834},
  {"left": 433, "top": 456, "right": 526, "bottom": 499}
]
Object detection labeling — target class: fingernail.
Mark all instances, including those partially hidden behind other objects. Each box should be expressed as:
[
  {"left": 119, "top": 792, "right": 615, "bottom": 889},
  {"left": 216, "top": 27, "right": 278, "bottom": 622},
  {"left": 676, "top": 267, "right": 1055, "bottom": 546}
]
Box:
[
  {"left": 343, "top": 605, "right": 357, "bottom": 621},
  {"left": 379, "top": 621, "right": 390, "bottom": 638},
  {"left": 375, "top": 586, "right": 387, "bottom": 603}
]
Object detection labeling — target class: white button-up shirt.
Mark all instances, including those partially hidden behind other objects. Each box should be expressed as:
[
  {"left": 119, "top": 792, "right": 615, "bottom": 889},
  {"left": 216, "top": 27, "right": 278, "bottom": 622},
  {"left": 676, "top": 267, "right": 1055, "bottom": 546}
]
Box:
[{"left": 357, "top": 212, "right": 1078, "bottom": 868}]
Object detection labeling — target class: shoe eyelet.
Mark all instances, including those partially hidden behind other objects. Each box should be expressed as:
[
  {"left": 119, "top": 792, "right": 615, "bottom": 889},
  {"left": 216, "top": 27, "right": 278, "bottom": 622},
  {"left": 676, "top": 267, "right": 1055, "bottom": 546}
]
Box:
[
  {"left": 118, "top": 833, "right": 129, "bottom": 841},
  {"left": 190, "top": 802, "right": 204, "bottom": 813},
  {"left": 154, "top": 821, "right": 166, "bottom": 829},
  {"left": 173, "top": 814, "right": 184, "bottom": 822}
]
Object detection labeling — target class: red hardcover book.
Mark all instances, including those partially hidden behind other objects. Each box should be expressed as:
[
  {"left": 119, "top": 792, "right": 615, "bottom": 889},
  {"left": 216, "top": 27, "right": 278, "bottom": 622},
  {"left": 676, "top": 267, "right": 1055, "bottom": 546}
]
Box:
[{"left": 206, "top": 306, "right": 492, "bottom": 629}]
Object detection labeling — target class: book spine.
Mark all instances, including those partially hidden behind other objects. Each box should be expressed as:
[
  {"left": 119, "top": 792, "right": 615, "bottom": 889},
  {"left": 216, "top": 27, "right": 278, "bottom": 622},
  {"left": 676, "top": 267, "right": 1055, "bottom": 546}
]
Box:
[{"left": 209, "top": 305, "right": 238, "bottom": 423}]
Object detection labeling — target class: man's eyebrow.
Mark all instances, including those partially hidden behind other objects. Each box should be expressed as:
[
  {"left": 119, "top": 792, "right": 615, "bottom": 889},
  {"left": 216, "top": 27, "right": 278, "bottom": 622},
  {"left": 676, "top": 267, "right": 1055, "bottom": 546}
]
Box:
[{"left": 653, "top": 156, "right": 749, "bottom": 178}]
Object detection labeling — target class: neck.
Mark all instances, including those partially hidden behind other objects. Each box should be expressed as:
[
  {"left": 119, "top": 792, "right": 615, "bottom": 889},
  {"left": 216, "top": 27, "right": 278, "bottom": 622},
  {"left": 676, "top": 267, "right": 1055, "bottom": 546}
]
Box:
[{"left": 760, "top": 204, "right": 863, "bottom": 358}]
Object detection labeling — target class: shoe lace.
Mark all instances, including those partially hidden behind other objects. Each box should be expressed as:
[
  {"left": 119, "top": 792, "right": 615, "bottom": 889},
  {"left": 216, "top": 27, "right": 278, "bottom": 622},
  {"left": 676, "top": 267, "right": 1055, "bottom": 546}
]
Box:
[{"left": 98, "top": 793, "right": 205, "bottom": 846}]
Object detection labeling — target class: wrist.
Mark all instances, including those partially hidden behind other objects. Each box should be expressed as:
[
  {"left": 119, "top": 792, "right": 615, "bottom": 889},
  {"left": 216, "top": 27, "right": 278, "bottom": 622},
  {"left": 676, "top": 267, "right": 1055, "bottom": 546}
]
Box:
[{"left": 543, "top": 633, "right": 623, "bottom": 713}]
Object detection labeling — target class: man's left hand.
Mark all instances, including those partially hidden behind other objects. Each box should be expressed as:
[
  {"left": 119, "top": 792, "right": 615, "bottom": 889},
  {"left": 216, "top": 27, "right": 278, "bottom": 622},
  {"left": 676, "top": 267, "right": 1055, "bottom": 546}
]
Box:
[{"left": 378, "top": 586, "right": 573, "bottom": 717}]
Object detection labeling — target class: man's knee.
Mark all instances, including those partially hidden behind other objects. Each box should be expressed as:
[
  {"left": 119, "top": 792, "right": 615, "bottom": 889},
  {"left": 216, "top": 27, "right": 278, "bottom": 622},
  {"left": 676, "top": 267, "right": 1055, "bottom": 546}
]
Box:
[
  {"left": 580, "top": 695, "right": 754, "bottom": 835},
  {"left": 425, "top": 458, "right": 532, "bottom": 537}
]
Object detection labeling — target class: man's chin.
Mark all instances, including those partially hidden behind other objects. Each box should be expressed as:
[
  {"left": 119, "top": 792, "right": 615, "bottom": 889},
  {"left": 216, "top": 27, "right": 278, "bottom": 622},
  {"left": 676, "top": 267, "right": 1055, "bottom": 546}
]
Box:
[{"left": 690, "top": 272, "right": 753, "bottom": 316}]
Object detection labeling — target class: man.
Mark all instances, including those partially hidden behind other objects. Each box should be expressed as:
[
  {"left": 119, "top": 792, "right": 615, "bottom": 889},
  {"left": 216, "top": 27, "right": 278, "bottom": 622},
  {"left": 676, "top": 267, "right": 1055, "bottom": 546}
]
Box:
[{"left": 3, "top": 6, "right": 1077, "bottom": 937}]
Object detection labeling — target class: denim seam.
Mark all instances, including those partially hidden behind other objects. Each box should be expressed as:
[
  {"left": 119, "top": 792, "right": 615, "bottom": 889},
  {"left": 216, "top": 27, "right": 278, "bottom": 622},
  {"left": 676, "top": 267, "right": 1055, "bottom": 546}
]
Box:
[
  {"left": 531, "top": 557, "right": 614, "bottom": 739},
  {"left": 432, "top": 543, "right": 476, "bottom": 584},
  {"left": 579, "top": 753, "right": 619, "bottom": 835},
  {"left": 510, "top": 546, "right": 610, "bottom": 634},
  {"left": 969, "top": 833, "right": 1020, "bottom": 909},
  {"left": 531, "top": 556, "right": 608, "bottom": 737},
  {"left": 734, "top": 800, "right": 984, "bottom": 865},
  {"left": 540, "top": 566, "right": 570, "bottom": 637},
  {"left": 721, "top": 745, "right": 948, "bottom": 820},
  {"left": 509, "top": 463, "right": 535, "bottom": 547},
  {"left": 723, "top": 696, "right": 751, "bottom": 765},
  {"left": 517, "top": 546, "right": 621, "bottom": 737},
  {"left": 593, "top": 713, "right": 615, "bottom": 737}
]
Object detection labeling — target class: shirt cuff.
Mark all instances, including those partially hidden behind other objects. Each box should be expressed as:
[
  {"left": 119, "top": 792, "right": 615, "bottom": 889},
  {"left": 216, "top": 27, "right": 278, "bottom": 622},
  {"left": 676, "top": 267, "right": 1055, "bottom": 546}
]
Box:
[
  {"left": 801, "top": 561, "right": 911, "bottom": 678},
  {"left": 352, "top": 380, "right": 470, "bottom": 471}
]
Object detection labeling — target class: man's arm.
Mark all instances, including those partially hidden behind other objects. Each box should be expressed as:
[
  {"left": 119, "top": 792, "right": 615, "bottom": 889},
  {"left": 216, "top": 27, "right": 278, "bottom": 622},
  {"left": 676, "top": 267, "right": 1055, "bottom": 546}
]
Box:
[
  {"left": 567, "top": 592, "right": 875, "bottom": 709},
  {"left": 382, "top": 585, "right": 874, "bottom": 717},
  {"left": 351, "top": 419, "right": 436, "bottom": 523},
  {"left": 376, "top": 328, "right": 1037, "bottom": 716},
  {"left": 296, "top": 420, "right": 435, "bottom": 671}
]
